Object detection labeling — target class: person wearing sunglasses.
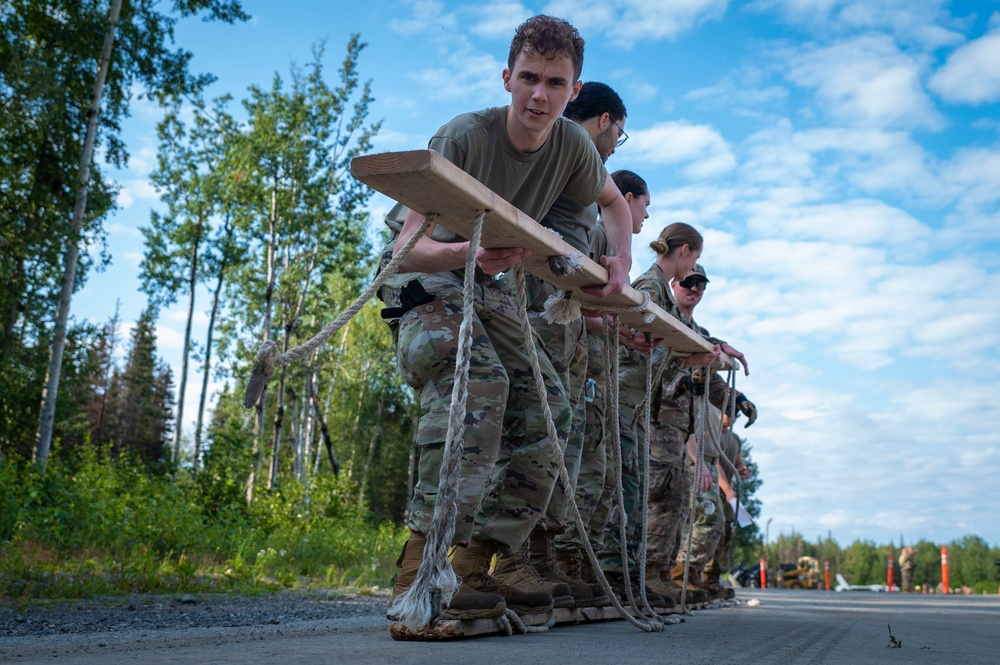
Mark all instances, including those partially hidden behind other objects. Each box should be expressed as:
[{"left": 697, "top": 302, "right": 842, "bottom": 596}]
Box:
[{"left": 664, "top": 265, "right": 756, "bottom": 601}]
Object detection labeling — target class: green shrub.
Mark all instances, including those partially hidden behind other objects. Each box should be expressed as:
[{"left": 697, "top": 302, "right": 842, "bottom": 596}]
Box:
[{"left": 0, "top": 446, "right": 407, "bottom": 599}]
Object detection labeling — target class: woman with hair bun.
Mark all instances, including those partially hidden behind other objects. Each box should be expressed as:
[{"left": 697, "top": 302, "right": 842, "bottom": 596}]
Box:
[{"left": 598, "top": 221, "right": 720, "bottom": 604}]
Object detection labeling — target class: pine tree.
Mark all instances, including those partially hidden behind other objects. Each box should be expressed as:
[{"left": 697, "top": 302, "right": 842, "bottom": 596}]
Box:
[{"left": 116, "top": 305, "right": 174, "bottom": 462}]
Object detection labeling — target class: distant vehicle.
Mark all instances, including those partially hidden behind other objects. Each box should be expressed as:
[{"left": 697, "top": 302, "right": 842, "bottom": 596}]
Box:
[
  {"left": 834, "top": 573, "right": 884, "bottom": 592},
  {"left": 729, "top": 562, "right": 762, "bottom": 588},
  {"left": 779, "top": 556, "right": 821, "bottom": 589}
]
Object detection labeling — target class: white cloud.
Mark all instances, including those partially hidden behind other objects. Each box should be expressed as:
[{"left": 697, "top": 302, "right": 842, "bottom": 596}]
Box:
[
  {"left": 105, "top": 222, "right": 143, "bottom": 237},
  {"left": 125, "top": 145, "right": 158, "bottom": 176},
  {"left": 745, "top": 198, "right": 932, "bottom": 247},
  {"left": 466, "top": 1, "right": 532, "bottom": 39},
  {"left": 618, "top": 120, "right": 736, "bottom": 178},
  {"left": 750, "top": 0, "right": 963, "bottom": 49},
  {"left": 122, "top": 252, "right": 144, "bottom": 266},
  {"left": 408, "top": 41, "right": 508, "bottom": 106},
  {"left": 783, "top": 35, "right": 944, "bottom": 130},
  {"left": 118, "top": 180, "right": 159, "bottom": 208},
  {"left": 930, "top": 26, "right": 1000, "bottom": 104},
  {"left": 155, "top": 323, "right": 186, "bottom": 351},
  {"left": 686, "top": 66, "right": 790, "bottom": 116},
  {"left": 389, "top": 0, "right": 458, "bottom": 34},
  {"left": 793, "top": 127, "right": 943, "bottom": 203},
  {"left": 622, "top": 80, "right": 658, "bottom": 104},
  {"left": 371, "top": 127, "right": 427, "bottom": 152},
  {"left": 740, "top": 122, "right": 817, "bottom": 186},
  {"left": 164, "top": 307, "right": 211, "bottom": 326},
  {"left": 543, "top": 0, "right": 729, "bottom": 48}
]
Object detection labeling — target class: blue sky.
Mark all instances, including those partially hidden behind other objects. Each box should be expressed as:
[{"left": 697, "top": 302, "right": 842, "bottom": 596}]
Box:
[{"left": 77, "top": 0, "right": 1000, "bottom": 548}]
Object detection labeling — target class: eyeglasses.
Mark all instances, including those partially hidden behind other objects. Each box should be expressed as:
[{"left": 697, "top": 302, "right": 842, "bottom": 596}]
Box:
[
  {"left": 613, "top": 119, "right": 628, "bottom": 147},
  {"left": 677, "top": 278, "right": 707, "bottom": 292}
]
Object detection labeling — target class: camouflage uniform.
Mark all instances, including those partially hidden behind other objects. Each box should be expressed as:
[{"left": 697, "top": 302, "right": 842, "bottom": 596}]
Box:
[
  {"left": 599, "top": 264, "right": 684, "bottom": 574},
  {"left": 385, "top": 270, "right": 571, "bottom": 553},
  {"left": 524, "top": 275, "right": 589, "bottom": 536},
  {"left": 381, "top": 106, "right": 606, "bottom": 555},
  {"left": 705, "top": 428, "right": 742, "bottom": 580},
  {"left": 645, "top": 391, "right": 694, "bottom": 569},
  {"left": 573, "top": 322, "right": 613, "bottom": 549},
  {"left": 673, "top": 404, "right": 725, "bottom": 574},
  {"left": 899, "top": 548, "right": 916, "bottom": 592},
  {"left": 554, "top": 217, "right": 608, "bottom": 553}
]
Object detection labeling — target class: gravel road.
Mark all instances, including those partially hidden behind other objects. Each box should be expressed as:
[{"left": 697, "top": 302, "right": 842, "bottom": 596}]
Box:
[
  {"left": 3, "top": 589, "right": 998, "bottom": 665},
  {"left": 0, "top": 588, "right": 390, "bottom": 638}
]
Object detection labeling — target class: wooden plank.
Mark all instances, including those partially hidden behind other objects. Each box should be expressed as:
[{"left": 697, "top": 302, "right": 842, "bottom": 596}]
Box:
[{"left": 351, "top": 150, "right": 715, "bottom": 356}]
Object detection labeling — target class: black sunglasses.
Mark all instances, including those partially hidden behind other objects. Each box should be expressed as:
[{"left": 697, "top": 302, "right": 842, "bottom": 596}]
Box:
[{"left": 678, "top": 278, "right": 707, "bottom": 291}]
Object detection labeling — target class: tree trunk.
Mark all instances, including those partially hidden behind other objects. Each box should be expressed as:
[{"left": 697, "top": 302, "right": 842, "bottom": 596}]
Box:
[
  {"left": 173, "top": 228, "right": 201, "bottom": 466},
  {"left": 194, "top": 216, "right": 233, "bottom": 472},
  {"left": 246, "top": 178, "right": 279, "bottom": 504},
  {"left": 35, "top": 0, "right": 124, "bottom": 470},
  {"left": 266, "top": 243, "right": 318, "bottom": 489},
  {"left": 345, "top": 361, "right": 370, "bottom": 479},
  {"left": 95, "top": 298, "right": 120, "bottom": 445},
  {"left": 357, "top": 397, "right": 383, "bottom": 508},
  {"left": 309, "top": 378, "right": 338, "bottom": 475},
  {"left": 299, "top": 364, "right": 315, "bottom": 482}
]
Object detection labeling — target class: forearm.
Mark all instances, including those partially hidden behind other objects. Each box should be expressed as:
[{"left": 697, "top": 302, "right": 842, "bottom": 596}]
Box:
[
  {"left": 686, "top": 434, "right": 699, "bottom": 464},
  {"left": 717, "top": 460, "right": 736, "bottom": 500},
  {"left": 600, "top": 195, "right": 632, "bottom": 266},
  {"left": 584, "top": 315, "right": 606, "bottom": 336},
  {"left": 393, "top": 209, "right": 469, "bottom": 273}
]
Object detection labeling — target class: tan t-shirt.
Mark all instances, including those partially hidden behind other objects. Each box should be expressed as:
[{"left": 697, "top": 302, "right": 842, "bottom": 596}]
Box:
[{"left": 384, "top": 106, "right": 606, "bottom": 246}]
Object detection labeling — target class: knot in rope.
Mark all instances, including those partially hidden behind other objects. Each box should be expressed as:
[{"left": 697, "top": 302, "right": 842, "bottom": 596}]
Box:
[{"left": 243, "top": 339, "right": 280, "bottom": 408}]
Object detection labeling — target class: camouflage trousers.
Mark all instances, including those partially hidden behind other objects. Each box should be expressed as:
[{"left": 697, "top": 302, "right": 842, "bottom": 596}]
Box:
[
  {"left": 901, "top": 567, "right": 915, "bottom": 593},
  {"left": 565, "top": 334, "right": 612, "bottom": 554},
  {"left": 388, "top": 271, "right": 571, "bottom": 555},
  {"left": 597, "top": 348, "right": 664, "bottom": 573},
  {"left": 645, "top": 424, "right": 691, "bottom": 568},
  {"left": 674, "top": 455, "right": 724, "bottom": 573},
  {"left": 705, "top": 494, "right": 736, "bottom": 577},
  {"left": 523, "top": 299, "right": 588, "bottom": 536}
]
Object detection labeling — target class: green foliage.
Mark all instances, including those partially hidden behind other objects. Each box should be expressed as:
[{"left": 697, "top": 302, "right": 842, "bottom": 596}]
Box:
[
  {"left": 732, "top": 441, "right": 763, "bottom": 563},
  {"left": 0, "top": 0, "right": 248, "bottom": 458},
  {"left": 0, "top": 441, "right": 407, "bottom": 600}
]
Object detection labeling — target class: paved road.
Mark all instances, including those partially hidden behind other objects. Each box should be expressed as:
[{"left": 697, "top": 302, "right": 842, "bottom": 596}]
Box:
[{"left": 2, "top": 589, "right": 998, "bottom": 664}]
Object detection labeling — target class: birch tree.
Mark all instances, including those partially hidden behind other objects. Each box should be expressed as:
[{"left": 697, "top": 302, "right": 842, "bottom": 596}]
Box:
[
  {"left": 222, "top": 37, "right": 380, "bottom": 501},
  {"left": 0, "top": 0, "right": 248, "bottom": 468},
  {"left": 140, "top": 93, "right": 233, "bottom": 465}
]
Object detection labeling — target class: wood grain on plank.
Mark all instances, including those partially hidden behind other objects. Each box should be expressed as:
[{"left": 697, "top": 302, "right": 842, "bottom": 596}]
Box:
[{"left": 351, "top": 150, "right": 715, "bottom": 356}]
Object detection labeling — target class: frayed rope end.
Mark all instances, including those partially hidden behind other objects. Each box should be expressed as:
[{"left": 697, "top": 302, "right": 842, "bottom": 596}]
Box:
[
  {"left": 243, "top": 340, "right": 279, "bottom": 409},
  {"left": 542, "top": 291, "right": 582, "bottom": 324}
]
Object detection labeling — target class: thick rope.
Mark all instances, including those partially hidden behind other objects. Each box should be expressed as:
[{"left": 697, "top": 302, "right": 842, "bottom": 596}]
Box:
[
  {"left": 386, "top": 211, "right": 486, "bottom": 630},
  {"left": 510, "top": 272, "right": 662, "bottom": 632},
  {"left": 598, "top": 313, "right": 663, "bottom": 630},
  {"left": 678, "top": 383, "right": 706, "bottom": 612},
  {"left": 243, "top": 214, "right": 436, "bottom": 408},
  {"left": 634, "top": 333, "right": 664, "bottom": 621}
]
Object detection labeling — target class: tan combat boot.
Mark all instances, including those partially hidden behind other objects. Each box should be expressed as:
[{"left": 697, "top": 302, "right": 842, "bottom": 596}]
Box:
[
  {"left": 530, "top": 530, "right": 610, "bottom": 608},
  {"left": 703, "top": 568, "right": 735, "bottom": 600},
  {"left": 670, "top": 561, "right": 710, "bottom": 605},
  {"left": 556, "top": 548, "right": 614, "bottom": 608},
  {"left": 645, "top": 562, "right": 681, "bottom": 606},
  {"left": 492, "top": 540, "right": 574, "bottom": 608},
  {"left": 388, "top": 531, "right": 507, "bottom": 621},
  {"left": 452, "top": 538, "right": 554, "bottom": 615},
  {"left": 603, "top": 570, "right": 676, "bottom": 611},
  {"left": 704, "top": 569, "right": 736, "bottom": 600}
]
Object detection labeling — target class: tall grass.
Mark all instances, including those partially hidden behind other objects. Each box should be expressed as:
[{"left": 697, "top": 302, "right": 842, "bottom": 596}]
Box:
[{"left": 0, "top": 446, "right": 406, "bottom": 600}]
